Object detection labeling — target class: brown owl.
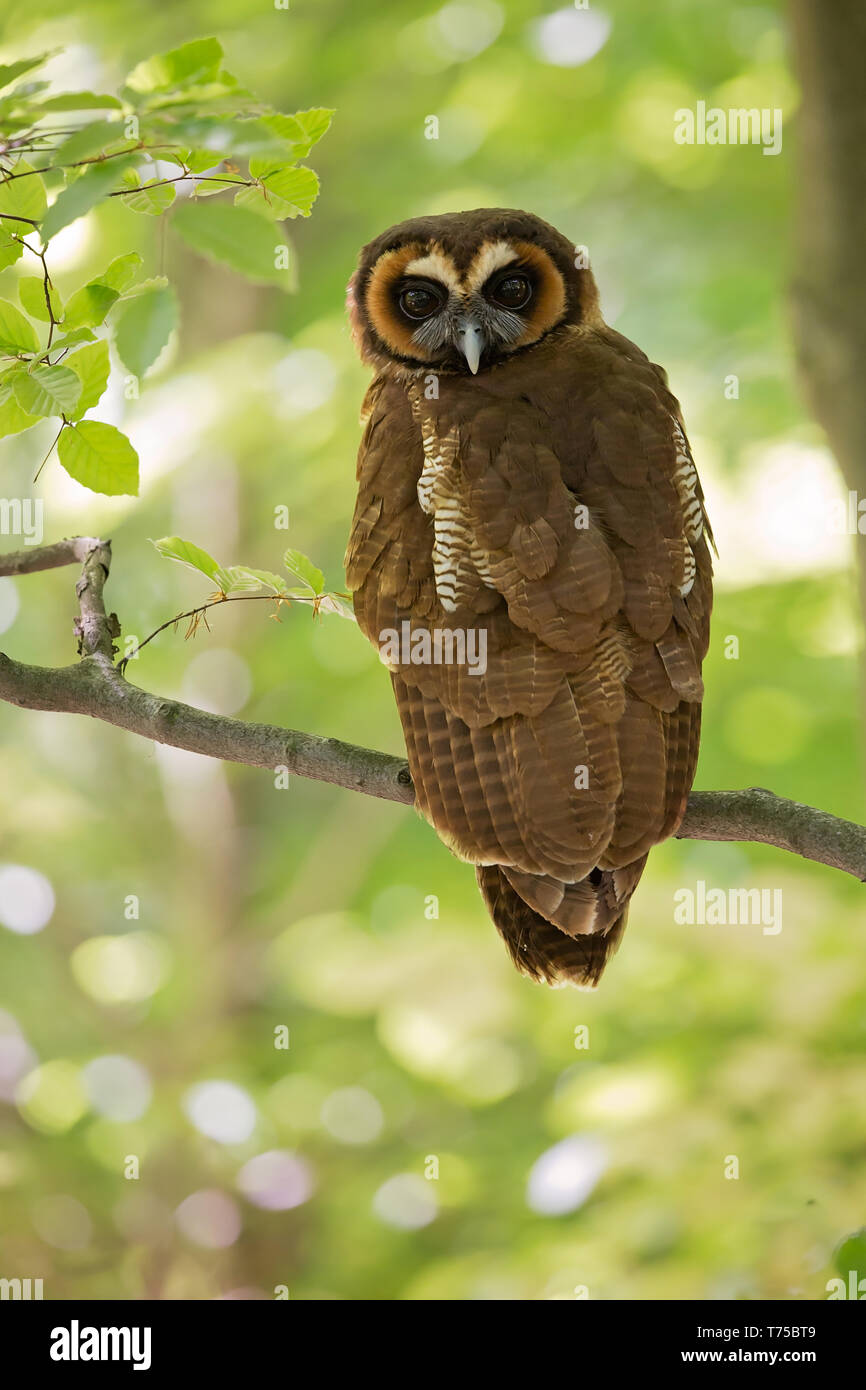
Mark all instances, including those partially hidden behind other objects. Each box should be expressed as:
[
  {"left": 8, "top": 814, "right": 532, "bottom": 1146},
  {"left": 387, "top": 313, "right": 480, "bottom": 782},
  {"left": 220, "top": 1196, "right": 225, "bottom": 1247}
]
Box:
[{"left": 345, "top": 208, "right": 713, "bottom": 987}]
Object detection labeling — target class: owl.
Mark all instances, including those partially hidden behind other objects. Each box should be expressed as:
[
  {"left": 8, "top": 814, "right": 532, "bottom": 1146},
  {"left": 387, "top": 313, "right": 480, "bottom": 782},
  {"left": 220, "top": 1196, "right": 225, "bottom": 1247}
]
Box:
[{"left": 345, "top": 208, "right": 713, "bottom": 987}]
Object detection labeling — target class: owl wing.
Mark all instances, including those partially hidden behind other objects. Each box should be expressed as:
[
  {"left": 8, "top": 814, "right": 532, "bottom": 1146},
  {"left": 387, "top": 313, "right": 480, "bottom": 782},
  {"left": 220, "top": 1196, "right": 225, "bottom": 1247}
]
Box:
[
  {"left": 346, "top": 378, "right": 437, "bottom": 623},
  {"left": 346, "top": 335, "right": 712, "bottom": 983}
]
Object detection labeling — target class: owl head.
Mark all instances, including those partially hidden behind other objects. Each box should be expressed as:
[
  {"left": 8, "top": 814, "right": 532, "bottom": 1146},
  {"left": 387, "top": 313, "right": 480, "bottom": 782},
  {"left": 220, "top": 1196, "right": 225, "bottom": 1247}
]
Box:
[{"left": 348, "top": 208, "right": 602, "bottom": 377}]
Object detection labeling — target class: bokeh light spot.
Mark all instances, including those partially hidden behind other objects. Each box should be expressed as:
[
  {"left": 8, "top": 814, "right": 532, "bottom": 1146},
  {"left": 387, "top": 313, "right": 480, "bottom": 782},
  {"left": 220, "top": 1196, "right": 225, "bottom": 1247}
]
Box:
[
  {"left": 183, "top": 1080, "right": 257, "bottom": 1144},
  {"left": 16, "top": 1059, "right": 87, "bottom": 1134},
  {"left": 528, "top": 7, "right": 611, "bottom": 67},
  {"left": 175, "top": 1189, "right": 242, "bottom": 1248},
  {"left": 32, "top": 1194, "right": 93, "bottom": 1250},
  {"left": 181, "top": 648, "right": 252, "bottom": 717},
  {"left": 0, "top": 864, "right": 55, "bottom": 935},
  {"left": 83, "top": 1055, "right": 153, "bottom": 1122},
  {"left": 321, "top": 1086, "right": 384, "bottom": 1144},
  {"left": 373, "top": 1174, "right": 437, "bottom": 1230},
  {"left": 434, "top": 2, "right": 504, "bottom": 60},
  {"left": 445, "top": 1038, "right": 522, "bottom": 1105},
  {"left": 70, "top": 932, "right": 169, "bottom": 1005},
  {"left": 273, "top": 348, "right": 337, "bottom": 417},
  {"left": 237, "top": 1150, "right": 315, "bottom": 1210},
  {"left": 0, "top": 1011, "right": 36, "bottom": 1102},
  {"left": 526, "top": 1135, "right": 607, "bottom": 1216}
]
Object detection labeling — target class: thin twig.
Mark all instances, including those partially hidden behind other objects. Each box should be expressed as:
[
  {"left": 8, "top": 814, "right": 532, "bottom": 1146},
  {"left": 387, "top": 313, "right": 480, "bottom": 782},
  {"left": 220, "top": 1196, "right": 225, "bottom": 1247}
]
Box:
[
  {"left": 107, "top": 174, "right": 254, "bottom": 198},
  {"left": 118, "top": 592, "right": 291, "bottom": 672},
  {"left": 0, "top": 141, "right": 179, "bottom": 182},
  {"left": 32, "top": 422, "right": 65, "bottom": 485}
]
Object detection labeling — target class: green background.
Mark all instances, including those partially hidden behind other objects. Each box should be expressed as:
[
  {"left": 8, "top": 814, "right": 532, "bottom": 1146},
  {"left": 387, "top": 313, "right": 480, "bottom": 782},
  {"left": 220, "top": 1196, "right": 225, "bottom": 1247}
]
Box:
[{"left": 0, "top": 0, "right": 864, "bottom": 1300}]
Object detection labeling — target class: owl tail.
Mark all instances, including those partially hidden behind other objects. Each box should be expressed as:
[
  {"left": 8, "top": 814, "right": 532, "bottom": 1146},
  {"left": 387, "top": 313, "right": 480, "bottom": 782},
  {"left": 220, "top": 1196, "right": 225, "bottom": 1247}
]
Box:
[{"left": 476, "top": 856, "right": 648, "bottom": 988}]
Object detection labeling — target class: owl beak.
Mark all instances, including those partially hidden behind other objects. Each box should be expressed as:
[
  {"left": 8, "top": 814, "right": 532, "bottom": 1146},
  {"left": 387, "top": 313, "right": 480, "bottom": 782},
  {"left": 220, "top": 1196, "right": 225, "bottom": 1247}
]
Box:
[{"left": 456, "top": 317, "right": 485, "bottom": 374}]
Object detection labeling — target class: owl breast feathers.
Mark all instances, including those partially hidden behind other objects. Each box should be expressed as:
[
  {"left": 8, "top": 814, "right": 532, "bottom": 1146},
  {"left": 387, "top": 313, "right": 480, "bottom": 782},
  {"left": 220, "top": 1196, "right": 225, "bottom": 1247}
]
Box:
[{"left": 344, "top": 208, "right": 713, "bottom": 987}]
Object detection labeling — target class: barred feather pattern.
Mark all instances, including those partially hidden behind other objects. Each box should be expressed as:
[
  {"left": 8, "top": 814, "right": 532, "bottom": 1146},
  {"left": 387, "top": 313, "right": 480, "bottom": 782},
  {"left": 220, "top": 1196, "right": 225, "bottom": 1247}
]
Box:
[{"left": 345, "top": 322, "right": 713, "bottom": 986}]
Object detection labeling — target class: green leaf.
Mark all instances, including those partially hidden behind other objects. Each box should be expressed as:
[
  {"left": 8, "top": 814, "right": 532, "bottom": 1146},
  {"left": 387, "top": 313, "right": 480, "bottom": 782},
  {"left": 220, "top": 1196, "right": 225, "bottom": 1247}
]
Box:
[
  {"left": 63, "top": 252, "right": 144, "bottom": 329},
  {"left": 57, "top": 420, "right": 139, "bottom": 495},
  {"left": 0, "top": 54, "right": 53, "bottom": 93},
  {"left": 317, "top": 594, "right": 356, "bottom": 620},
  {"left": 19, "top": 276, "right": 62, "bottom": 323},
  {"left": 0, "top": 368, "right": 17, "bottom": 405},
  {"left": 58, "top": 120, "right": 124, "bottom": 165},
  {"left": 113, "top": 284, "right": 176, "bottom": 377},
  {"left": 37, "top": 328, "right": 97, "bottom": 357},
  {"left": 261, "top": 166, "right": 319, "bottom": 218},
  {"left": 121, "top": 182, "right": 176, "bottom": 215},
  {"left": 0, "top": 235, "right": 23, "bottom": 273},
  {"left": 223, "top": 566, "right": 288, "bottom": 594},
  {"left": 2, "top": 79, "right": 50, "bottom": 104},
  {"left": 262, "top": 108, "right": 334, "bottom": 158},
  {"left": 126, "top": 38, "right": 224, "bottom": 94},
  {"left": 172, "top": 200, "right": 290, "bottom": 286},
  {"left": 12, "top": 362, "right": 82, "bottom": 417},
  {"left": 98, "top": 252, "right": 144, "bottom": 293},
  {"left": 0, "top": 299, "right": 39, "bottom": 354},
  {"left": 247, "top": 155, "right": 279, "bottom": 180},
  {"left": 132, "top": 82, "right": 250, "bottom": 126},
  {"left": 283, "top": 547, "right": 324, "bottom": 595},
  {"left": 66, "top": 339, "right": 111, "bottom": 417},
  {"left": 0, "top": 159, "right": 46, "bottom": 271},
  {"left": 210, "top": 119, "right": 289, "bottom": 165},
  {"left": 36, "top": 92, "right": 122, "bottom": 111},
  {"left": 186, "top": 149, "right": 223, "bottom": 174},
  {"left": 152, "top": 536, "right": 228, "bottom": 588},
  {"left": 41, "top": 163, "right": 117, "bottom": 242},
  {"left": 121, "top": 275, "right": 169, "bottom": 297},
  {"left": 190, "top": 177, "right": 228, "bottom": 198},
  {"left": 0, "top": 158, "right": 48, "bottom": 226},
  {"left": 292, "top": 108, "right": 334, "bottom": 145},
  {"left": 233, "top": 183, "right": 289, "bottom": 221},
  {"left": 0, "top": 394, "right": 39, "bottom": 438},
  {"left": 63, "top": 283, "right": 119, "bottom": 329}
]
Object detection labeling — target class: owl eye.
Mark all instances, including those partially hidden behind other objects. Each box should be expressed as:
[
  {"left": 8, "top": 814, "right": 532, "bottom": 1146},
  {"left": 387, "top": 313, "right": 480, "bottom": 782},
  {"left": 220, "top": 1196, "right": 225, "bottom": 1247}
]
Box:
[
  {"left": 489, "top": 273, "right": 532, "bottom": 310},
  {"left": 398, "top": 280, "right": 446, "bottom": 320}
]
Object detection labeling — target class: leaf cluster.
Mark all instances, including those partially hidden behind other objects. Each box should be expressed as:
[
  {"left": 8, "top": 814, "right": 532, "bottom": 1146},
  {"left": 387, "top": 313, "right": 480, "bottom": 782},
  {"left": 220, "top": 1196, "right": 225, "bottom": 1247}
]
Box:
[{"left": 0, "top": 39, "right": 332, "bottom": 494}]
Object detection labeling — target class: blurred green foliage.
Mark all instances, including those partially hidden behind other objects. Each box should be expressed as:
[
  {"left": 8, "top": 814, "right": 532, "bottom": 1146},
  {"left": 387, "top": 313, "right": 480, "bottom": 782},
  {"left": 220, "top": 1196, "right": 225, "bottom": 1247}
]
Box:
[{"left": 0, "top": 0, "right": 864, "bottom": 1302}]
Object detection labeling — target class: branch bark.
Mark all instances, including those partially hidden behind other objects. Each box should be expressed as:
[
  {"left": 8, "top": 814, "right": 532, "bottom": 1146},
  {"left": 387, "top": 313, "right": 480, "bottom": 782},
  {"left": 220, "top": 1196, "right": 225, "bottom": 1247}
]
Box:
[{"left": 1, "top": 538, "right": 864, "bottom": 883}]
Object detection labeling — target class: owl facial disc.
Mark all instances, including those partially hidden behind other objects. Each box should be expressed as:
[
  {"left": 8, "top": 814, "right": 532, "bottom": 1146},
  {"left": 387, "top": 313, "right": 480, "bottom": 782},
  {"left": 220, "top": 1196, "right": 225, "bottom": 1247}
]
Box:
[{"left": 353, "top": 214, "right": 591, "bottom": 375}]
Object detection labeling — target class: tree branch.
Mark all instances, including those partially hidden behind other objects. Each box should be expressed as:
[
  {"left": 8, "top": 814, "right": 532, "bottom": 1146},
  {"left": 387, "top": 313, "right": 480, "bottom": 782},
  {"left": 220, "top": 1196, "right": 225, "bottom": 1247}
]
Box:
[
  {"left": 674, "top": 789, "right": 866, "bottom": 882},
  {"left": 1, "top": 539, "right": 864, "bottom": 882}
]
